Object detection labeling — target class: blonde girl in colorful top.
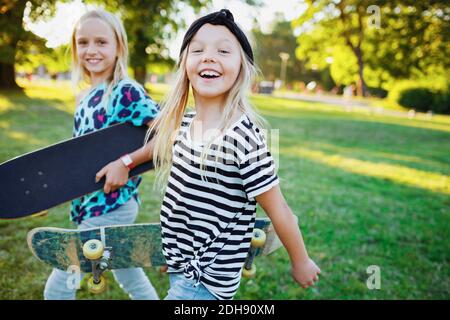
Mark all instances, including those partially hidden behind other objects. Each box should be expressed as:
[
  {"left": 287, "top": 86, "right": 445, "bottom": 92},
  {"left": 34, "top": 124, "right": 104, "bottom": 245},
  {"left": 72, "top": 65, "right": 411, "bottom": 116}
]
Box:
[{"left": 44, "top": 9, "right": 159, "bottom": 300}]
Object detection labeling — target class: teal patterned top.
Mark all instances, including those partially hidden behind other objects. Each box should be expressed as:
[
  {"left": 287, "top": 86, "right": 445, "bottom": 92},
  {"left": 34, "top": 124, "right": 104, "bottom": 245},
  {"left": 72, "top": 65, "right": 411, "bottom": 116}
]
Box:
[{"left": 70, "top": 78, "right": 159, "bottom": 224}]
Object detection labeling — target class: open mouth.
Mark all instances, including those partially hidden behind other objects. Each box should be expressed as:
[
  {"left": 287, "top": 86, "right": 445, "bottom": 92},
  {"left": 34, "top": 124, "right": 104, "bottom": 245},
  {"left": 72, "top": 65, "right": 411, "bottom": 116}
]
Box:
[
  {"left": 86, "top": 58, "right": 102, "bottom": 64},
  {"left": 199, "top": 70, "right": 222, "bottom": 79}
]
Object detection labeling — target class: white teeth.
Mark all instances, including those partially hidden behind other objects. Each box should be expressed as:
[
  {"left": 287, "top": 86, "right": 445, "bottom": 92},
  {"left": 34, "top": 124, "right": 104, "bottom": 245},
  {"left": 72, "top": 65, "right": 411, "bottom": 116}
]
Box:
[{"left": 200, "top": 70, "right": 221, "bottom": 77}]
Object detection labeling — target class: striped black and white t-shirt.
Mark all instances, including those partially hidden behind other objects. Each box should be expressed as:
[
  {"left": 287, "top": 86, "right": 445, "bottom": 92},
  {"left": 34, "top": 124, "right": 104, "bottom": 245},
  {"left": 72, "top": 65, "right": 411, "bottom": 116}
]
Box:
[{"left": 160, "top": 111, "right": 279, "bottom": 300}]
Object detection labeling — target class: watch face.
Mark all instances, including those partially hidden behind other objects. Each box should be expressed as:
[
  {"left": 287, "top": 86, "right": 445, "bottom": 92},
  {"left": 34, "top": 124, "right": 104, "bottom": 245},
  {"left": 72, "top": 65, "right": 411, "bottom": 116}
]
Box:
[{"left": 122, "top": 155, "right": 132, "bottom": 166}]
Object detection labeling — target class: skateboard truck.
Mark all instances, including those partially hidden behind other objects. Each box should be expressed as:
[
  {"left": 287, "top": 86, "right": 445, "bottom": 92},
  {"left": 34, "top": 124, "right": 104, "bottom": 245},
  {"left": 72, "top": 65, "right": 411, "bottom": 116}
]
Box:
[
  {"left": 242, "top": 228, "right": 266, "bottom": 278},
  {"left": 82, "top": 239, "right": 111, "bottom": 294}
]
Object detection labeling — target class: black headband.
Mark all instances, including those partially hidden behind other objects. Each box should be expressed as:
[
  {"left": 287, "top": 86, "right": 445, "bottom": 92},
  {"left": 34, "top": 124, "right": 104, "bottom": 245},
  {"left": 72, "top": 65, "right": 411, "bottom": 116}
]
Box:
[{"left": 179, "top": 9, "right": 254, "bottom": 65}]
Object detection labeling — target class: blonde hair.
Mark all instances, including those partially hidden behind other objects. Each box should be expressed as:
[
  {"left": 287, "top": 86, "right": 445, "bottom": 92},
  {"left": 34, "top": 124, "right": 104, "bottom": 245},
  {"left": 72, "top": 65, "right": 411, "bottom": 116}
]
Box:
[
  {"left": 71, "top": 9, "right": 129, "bottom": 106},
  {"left": 146, "top": 39, "right": 269, "bottom": 192}
]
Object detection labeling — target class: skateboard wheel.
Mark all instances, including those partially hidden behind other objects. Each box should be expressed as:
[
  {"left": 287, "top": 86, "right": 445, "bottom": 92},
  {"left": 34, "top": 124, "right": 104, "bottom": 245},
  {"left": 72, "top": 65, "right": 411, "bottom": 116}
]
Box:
[
  {"left": 242, "top": 265, "right": 256, "bottom": 278},
  {"left": 83, "top": 239, "right": 104, "bottom": 260},
  {"left": 87, "top": 275, "right": 106, "bottom": 294},
  {"left": 251, "top": 228, "right": 266, "bottom": 248}
]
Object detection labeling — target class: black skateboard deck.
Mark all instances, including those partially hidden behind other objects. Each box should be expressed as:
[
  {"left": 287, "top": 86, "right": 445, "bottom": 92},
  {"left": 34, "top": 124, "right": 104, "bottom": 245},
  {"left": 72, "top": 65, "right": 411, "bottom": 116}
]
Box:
[{"left": 0, "top": 123, "right": 154, "bottom": 219}]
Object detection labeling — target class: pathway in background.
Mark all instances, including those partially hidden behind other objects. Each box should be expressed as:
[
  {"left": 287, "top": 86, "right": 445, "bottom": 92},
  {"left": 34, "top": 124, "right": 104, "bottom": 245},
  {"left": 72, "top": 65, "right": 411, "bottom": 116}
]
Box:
[{"left": 273, "top": 92, "right": 434, "bottom": 121}]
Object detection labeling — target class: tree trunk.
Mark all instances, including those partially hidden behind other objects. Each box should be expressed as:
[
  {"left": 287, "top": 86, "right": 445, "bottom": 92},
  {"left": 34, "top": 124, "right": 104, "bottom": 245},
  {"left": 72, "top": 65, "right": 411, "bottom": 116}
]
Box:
[
  {"left": 354, "top": 47, "right": 367, "bottom": 97},
  {"left": 0, "top": 0, "right": 27, "bottom": 90},
  {"left": 339, "top": 3, "right": 368, "bottom": 97},
  {"left": 0, "top": 62, "right": 20, "bottom": 90}
]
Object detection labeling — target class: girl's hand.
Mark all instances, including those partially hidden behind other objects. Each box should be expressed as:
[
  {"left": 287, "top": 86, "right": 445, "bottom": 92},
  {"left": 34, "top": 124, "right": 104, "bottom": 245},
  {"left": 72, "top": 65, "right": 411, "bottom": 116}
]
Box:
[
  {"left": 95, "top": 159, "right": 130, "bottom": 193},
  {"left": 292, "top": 258, "right": 321, "bottom": 289}
]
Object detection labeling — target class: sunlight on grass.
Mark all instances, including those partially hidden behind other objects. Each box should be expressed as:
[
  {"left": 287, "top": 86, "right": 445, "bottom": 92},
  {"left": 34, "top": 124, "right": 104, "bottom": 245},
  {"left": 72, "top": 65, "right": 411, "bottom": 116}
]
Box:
[
  {"left": 0, "top": 121, "right": 10, "bottom": 129},
  {"left": 17, "top": 79, "right": 76, "bottom": 114},
  {"left": 285, "top": 146, "right": 450, "bottom": 194},
  {"left": 309, "top": 142, "right": 446, "bottom": 168},
  {"left": 352, "top": 117, "right": 450, "bottom": 133},
  {"left": 250, "top": 93, "right": 450, "bottom": 133},
  {"left": 0, "top": 97, "right": 15, "bottom": 113},
  {"left": 5, "top": 130, "right": 44, "bottom": 145}
]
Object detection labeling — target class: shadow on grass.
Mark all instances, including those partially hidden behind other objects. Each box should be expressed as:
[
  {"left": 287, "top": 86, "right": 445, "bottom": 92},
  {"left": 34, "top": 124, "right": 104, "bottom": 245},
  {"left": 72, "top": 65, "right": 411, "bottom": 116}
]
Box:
[
  {"left": 264, "top": 113, "right": 450, "bottom": 178},
  {"left": 257, "top": 101, "right": 450, "bottom": 133},
  {"left": 240, "top": 152, "right": 449, "bottom": 299}
]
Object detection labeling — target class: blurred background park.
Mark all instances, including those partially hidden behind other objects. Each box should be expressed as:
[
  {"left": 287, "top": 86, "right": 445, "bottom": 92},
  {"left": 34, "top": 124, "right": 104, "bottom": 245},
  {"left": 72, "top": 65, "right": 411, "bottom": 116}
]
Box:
[{"left": 0, "top": 0, "right": 449, "bottom": 299}]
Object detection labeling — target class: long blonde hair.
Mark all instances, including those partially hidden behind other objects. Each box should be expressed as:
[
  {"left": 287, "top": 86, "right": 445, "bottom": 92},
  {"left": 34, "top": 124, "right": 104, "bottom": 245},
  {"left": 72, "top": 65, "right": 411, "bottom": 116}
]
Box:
[
  {"left": 71, "top": 9, "right": 129, "bottom": 106},
  {"left": 146, "top": 41, "right": 269, "bottom": 192}
]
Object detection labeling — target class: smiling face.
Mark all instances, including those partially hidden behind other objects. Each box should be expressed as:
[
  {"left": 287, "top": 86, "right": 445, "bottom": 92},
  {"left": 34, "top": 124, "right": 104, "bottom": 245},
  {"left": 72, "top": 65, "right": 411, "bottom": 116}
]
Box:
[
  {"left": 185, "top": 24, "right": 242, "bottom": 102},
  {"left": 75, "top": 18, "right": 118, "bottom": 82}
]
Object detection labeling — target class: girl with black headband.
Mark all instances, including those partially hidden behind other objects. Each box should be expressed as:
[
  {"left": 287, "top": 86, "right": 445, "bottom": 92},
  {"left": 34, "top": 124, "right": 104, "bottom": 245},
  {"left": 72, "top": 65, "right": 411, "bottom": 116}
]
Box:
[{"left": 146, "top": 9, "right": 321, "bottom": 300}]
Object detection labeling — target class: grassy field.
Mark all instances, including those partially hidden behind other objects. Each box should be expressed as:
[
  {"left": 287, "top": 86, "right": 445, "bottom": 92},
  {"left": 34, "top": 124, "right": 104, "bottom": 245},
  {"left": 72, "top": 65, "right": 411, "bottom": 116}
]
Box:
[{"left": 0, "top": 79, "right": 449, "bottom": 300}]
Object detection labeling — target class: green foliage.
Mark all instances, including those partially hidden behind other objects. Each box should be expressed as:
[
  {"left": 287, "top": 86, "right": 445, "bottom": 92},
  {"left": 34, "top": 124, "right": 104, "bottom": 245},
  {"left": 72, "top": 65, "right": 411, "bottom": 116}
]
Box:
[
  {"left": 388, "top": 77, "right": 450, "bottom": 114},
  {"left": 0, "top": 1, "right": 57, "bottom": 64},
  {"left": 0, "top": 1, "right": 60, "bottom": 88},
  {"left": 328, "top": 44, "right": 359, "bottom": 85},
  {"left": 292, "top": 0, "right": 450, "bottom": 95},
  {"left": 97, "top": 0, "right": 209, "bottom": 83},
  {"left": 252, "top": 14, "right": 302, "bottom": 83},
  {"left": 398, "top": 88, "right": 435, "bottom": 111},
  {"left": 366, "top": 86, "right": 388, "bottom": 98},
  {"left": 366, "top": 1, "right": 450, "bottom": 80},
  {"left": 1, "top": 0, "right": 211, "bottom": 87},
  {"left": 16, "top": 43, "right": 71, "bottom": 74},
  {"left": 432, "top": 89, "right": 450, "bottom": 115}
]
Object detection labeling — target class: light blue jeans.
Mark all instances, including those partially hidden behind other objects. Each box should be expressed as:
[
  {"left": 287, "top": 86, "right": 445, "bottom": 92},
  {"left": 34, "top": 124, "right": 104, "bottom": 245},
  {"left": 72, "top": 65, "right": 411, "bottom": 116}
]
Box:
[
  {"left": 44, "top": 198, "right": 159, "bottom": 300},
  {"left": 164, "top": 273, "right": 217, "bottom": 300}
]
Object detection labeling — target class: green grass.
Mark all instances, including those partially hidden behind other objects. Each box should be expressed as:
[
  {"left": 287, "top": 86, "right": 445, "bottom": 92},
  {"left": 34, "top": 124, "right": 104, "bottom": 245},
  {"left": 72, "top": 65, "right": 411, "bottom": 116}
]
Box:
[{"left": 0, "top": 79, "right": 449, "bottom": 300}]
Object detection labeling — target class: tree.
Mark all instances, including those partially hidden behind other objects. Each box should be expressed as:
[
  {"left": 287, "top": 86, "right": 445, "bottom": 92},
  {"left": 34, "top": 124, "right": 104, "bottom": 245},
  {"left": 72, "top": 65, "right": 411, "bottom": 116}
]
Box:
[
  {"left": 253, "top": 15, "right": 335, "bottom": 91},
  {"left": 2, "top": 0, "right": 266, "bottom": 88},
  {"left": 0, "top": 0, "right": 208, "bottom": 89},
  {"left": 102, "top": 0, "right": 262, "bottom": 84},
  {"left": 364, "top": 1, "right": 450, "bottom": 81},
  {"left": 0, "top": 0, "right": 57, "bottom": 89},
  {"left": 16, "top": 43, "right": 71, "bottom": 76},
  {"left": 293, "top": 0, "right": 375, "bottom": 96},
  {"left": 293, "top": 0, "right": 450, "bottom": 96},
  {"left": 252, "top": 14, "right": 303, "bottom": 84},
  {"left": 100, "top": 0, "right": 209, "bottom": 84}
]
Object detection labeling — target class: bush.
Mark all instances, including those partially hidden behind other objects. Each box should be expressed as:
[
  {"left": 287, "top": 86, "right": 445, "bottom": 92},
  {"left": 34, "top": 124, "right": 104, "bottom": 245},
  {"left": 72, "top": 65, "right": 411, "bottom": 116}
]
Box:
[
  {"left": 433, "top": 90, "right": 450, "bottom": 114},
  {"left": 398, "top": 88, "right": 435, "bottom": 112},
  {"left": 388, "top": 79, "right": 450, "bottom": 114}
]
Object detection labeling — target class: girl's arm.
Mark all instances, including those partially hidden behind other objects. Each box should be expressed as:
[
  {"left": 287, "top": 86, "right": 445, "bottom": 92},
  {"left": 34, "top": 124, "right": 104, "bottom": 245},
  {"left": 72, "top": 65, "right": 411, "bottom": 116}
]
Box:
[
  {"left": 255, "top": 185, "right": 321, "bottom": 289},
  {"left": 95, "top": 120, "right": 156, "bottom": 193}
]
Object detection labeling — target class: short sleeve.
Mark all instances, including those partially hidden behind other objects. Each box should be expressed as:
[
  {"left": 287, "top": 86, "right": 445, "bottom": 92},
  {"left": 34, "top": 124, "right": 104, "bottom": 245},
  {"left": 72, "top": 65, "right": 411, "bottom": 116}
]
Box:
[
  {"left": 239, "top": 136, "right": 279, "bottom": 199},
  {"left": 110, "top": 80, "right": 160, "bottom": 126}
]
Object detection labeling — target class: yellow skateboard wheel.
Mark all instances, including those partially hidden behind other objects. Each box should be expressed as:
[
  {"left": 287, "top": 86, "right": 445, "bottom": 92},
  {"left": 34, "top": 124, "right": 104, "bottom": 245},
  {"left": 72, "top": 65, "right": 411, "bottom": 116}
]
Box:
[
  {"left": 87, "top": 275, "right": 106, "bottom": 294},
  {"left": 251, "top": 228, "right": 266, "bottom": 248},
  {"left": 242, "top": 265, "right": 256, "bottom": 278},
  {"left": 82, "top": 239, "right": 104, "bottom": 260}
]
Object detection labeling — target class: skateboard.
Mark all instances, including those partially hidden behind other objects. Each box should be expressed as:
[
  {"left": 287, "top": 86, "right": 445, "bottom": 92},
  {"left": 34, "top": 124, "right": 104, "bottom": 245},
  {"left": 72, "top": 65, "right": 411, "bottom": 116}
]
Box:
[
  {"left": 27, "top": 217, "right": 282, "bottom": 293},
  {"left": 0, "top": 123, "right": 154, "bottom": 219}
]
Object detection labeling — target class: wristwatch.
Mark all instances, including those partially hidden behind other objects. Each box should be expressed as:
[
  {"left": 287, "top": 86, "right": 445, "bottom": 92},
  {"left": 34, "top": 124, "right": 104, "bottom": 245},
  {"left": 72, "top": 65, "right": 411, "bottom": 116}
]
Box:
[{"left": 120, "top": 154, "right": 135, "bottom": 170}]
